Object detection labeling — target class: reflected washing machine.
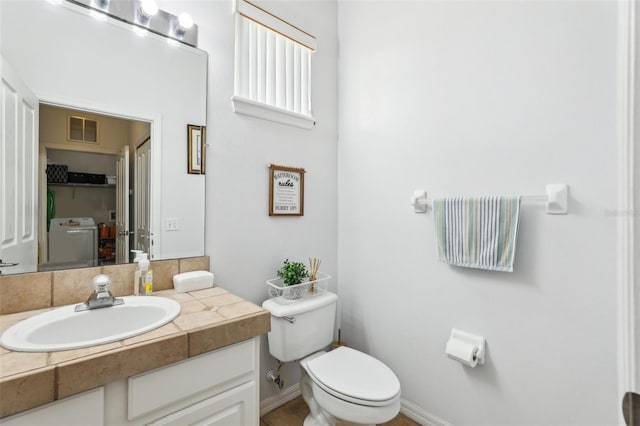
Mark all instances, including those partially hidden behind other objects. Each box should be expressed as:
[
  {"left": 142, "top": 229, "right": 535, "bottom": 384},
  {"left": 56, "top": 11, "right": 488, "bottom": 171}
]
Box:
[{"left": 48, "top": 218, "right": 98, "bottom": 268}]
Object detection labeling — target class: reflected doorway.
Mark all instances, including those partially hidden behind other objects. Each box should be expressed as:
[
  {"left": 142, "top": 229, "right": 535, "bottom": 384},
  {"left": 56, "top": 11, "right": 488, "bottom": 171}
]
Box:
[{"left": 39, "top": 104, "right": 151, "bottom": 271}]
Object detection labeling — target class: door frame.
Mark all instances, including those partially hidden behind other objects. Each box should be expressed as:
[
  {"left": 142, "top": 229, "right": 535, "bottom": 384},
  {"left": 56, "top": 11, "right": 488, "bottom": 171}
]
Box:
[
  {"left": 617, "top": 0, "right": 637, "bottom": 423},
  {"left": 134, "top": 136, "right": 152, "bottom": 255},
  {"left": 37, "top": 96, "right": 161, "bottom": 262},
  {"left": 115, "top": 145, "right": 130, "bottom": 264}
]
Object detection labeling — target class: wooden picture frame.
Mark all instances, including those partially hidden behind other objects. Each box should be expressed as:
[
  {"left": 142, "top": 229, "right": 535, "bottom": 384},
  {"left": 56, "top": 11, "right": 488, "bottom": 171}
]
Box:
[
  {"left": 200, "top": 126, "right": 206, "bottom": 174},
  {"left": 187, "top": 124, "right": 206, "bottom": 174},
  {"left": 269, "top": 164, "right": 305, "bottom": 216}
]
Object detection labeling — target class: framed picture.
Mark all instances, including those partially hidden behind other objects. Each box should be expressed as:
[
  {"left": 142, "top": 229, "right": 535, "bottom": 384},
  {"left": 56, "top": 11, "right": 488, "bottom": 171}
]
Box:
[
  {"left": 201, "top": 126, "right": 207, "bottom": 174},
  {"left": 269, "top": 164, "right": 305, "bottom": 216},
  {"left": 187, "top": 124, "right": 206, "bottom": 174}
]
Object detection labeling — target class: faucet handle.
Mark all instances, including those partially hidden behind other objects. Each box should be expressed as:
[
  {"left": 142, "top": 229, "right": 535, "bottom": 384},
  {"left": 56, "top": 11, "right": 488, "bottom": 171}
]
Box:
[{"left": 92, "top": 274, "right": 112, "bottom": 292}]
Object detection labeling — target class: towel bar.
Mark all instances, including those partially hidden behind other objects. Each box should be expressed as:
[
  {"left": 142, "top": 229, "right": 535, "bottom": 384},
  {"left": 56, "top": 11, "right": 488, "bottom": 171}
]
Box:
[{"left": 411, "top": 184, "right": 569, "bottom": 215}]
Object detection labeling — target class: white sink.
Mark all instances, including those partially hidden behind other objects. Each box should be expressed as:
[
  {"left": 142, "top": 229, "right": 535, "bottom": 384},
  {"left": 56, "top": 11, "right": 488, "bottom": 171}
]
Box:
[{"left": 0, "top": 296, "right": 181, "bottom": 352}]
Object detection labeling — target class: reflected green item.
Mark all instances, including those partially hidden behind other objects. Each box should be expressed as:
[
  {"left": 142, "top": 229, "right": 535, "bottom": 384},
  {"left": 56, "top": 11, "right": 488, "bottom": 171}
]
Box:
[{"left": 47, "top": 188, "right": 56, "bottom": 232}]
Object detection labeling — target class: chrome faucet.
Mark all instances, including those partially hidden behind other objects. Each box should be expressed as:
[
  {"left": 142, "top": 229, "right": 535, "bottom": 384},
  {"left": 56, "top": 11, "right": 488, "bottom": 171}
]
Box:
[{"left": 75, "top": 274, "right": 124, "bottom": 312}]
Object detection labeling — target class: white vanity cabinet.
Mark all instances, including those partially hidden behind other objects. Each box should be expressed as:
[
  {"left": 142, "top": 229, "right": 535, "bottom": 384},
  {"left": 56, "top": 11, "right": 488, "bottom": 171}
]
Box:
[
  {"left": 148, "top": 381, "right": 256, "bottom": 425},
  {"left": 0, "top": 387, "right": 105, "bottom": 426},
  {"left": 107, "top": 337, "right": 260, "bottom": 425},
  {"left": 1, "top": 337, "right": 260, "bottom": 426}
]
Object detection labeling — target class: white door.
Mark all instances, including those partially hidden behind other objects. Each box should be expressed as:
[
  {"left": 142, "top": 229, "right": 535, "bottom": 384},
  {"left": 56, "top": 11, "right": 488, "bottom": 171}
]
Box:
[
  {"left": 0, "top": 58, "right": 38, "bottom": 275},
  {"left": 115, "top": 145, "right": 129, "bottom": 263},
  {"left": 134, "top": 138, "right": 151, "bottom": 255}
]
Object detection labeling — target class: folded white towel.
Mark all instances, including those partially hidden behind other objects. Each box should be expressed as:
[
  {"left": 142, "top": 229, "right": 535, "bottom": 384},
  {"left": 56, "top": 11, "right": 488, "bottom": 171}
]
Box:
[{"left": 433, "top": 196, "right": 521, "bottom": 272}]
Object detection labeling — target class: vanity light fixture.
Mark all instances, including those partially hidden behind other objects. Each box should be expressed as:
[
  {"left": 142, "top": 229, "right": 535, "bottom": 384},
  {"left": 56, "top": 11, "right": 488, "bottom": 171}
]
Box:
[
  {"left": 64, "top": 0, "right": 198, "bottom": 47},
  {"left": 173, "top": 12, "right": 194, "bottom": 38},
  {"left": 135, "top": 0, "right": 158, "bottom": 26},
  {"left": 91, "top": 0, "right": 110, "bottom": 12},
  {"left": 140, "top": 0, "right": 158, "bottom": 18},
  {"left": 178, "top": 13, "right": 194, "bottom": 30}
]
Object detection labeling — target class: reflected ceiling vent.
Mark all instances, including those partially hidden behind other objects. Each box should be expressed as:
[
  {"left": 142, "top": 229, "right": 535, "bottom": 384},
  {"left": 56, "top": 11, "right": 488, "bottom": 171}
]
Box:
[{"left": 66, "top": 0, "right": 198, "bottom": 47}]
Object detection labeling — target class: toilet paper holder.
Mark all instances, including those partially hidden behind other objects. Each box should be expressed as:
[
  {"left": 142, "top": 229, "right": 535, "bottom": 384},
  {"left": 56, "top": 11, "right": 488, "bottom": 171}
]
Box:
[{"left": 445, "top": 328, "right": 486, "bottom": 366}]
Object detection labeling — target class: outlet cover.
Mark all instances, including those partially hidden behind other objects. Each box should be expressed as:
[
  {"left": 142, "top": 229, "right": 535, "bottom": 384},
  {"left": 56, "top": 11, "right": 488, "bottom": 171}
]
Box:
[{"left": 166, "top": 218, "right": 178, "bottom": 231}]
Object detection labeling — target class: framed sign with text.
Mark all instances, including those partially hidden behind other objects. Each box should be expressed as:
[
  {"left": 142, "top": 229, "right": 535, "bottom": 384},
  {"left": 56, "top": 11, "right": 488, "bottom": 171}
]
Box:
[{"left": 269, "top": 164, "right": 305, "bottom": 216}]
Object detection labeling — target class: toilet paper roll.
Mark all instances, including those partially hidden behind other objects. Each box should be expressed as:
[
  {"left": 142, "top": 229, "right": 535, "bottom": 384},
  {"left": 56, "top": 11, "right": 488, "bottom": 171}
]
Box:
[{"left": 445, "top": 338, "right": 479, "bottom": 367}]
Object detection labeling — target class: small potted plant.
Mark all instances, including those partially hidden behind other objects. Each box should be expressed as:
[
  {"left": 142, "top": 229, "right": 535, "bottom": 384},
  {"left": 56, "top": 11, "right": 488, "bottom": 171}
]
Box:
[{"left": 277, "top": 259, "right": 308, "bottom": 299}]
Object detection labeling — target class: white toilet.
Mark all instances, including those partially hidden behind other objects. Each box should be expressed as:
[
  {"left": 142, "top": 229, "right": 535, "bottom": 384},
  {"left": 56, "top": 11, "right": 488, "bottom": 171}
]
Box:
[{"left": 262, "top": 291, "right": 401, "bottom": 426}]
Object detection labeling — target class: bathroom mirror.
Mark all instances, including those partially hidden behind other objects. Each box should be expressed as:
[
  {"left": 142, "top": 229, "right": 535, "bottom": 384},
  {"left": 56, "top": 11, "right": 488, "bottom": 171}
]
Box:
[{"left": 0, "top": 1, "right": 207, "bottom": 275}]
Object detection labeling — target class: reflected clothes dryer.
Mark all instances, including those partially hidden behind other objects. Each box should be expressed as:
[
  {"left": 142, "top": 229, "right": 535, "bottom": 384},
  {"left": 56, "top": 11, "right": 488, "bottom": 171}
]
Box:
[{"left": 48, "top": 218, "right": 98, "bottom": 267}]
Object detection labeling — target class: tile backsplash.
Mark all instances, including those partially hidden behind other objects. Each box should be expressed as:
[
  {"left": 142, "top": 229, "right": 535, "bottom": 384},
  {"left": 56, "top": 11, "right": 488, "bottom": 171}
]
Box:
[{"left": 0, "top": 257, "right": 210, "bottom": 315}]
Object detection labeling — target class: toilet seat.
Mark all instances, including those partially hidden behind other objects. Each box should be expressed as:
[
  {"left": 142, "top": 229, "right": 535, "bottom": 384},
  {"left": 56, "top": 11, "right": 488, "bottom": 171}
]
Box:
[{"left": 305, "top": 346, "right": 401, "bottom": 407}]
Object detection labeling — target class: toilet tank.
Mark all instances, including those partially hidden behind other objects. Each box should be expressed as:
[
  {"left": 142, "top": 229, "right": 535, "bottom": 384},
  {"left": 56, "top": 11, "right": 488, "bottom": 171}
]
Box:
[{"left": 262, "top": 291, "right": 338, "bottom": 362}]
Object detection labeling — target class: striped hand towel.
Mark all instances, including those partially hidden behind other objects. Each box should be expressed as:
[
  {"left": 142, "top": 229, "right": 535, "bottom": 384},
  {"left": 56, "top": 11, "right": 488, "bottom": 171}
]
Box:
[{"left": 433, "top": 196, "right": 521, "bottom": 272}]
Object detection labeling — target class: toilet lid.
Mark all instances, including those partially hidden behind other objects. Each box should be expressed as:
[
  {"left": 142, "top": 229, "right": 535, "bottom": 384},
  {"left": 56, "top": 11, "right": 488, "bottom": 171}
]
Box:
[{"left": 306, "top": 346, "right": 400, "bottom": 404}]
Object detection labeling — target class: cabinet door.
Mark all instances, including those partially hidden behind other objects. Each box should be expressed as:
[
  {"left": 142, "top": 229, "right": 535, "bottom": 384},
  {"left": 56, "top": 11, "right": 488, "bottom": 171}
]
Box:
[
  {"left": 0, "top": 388, "right": 104, "bottom": 426},
  {"left": 128, "top": 339, "right": 255, "bottom": 420},
  {"left": 149, "top": 381, "right": 256, "bottom": 426}
]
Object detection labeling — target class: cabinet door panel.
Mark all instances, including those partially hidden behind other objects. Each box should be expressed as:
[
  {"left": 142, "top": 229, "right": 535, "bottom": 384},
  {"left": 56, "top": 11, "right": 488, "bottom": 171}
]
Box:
[
  {"left": 150, "top": 381, "right": 256, "bottom": 426},
  {"left": 0, "top": 388, "right": 104, "bottom": 426},
  {"left": 129, "top": 339, "right": 255, "bottom": 420}
]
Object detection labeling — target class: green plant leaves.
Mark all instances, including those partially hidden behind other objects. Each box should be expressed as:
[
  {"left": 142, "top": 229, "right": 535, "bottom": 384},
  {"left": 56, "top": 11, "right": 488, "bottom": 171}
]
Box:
[{"left": 276, "top": 259, "right": 309, "bottom": 286}]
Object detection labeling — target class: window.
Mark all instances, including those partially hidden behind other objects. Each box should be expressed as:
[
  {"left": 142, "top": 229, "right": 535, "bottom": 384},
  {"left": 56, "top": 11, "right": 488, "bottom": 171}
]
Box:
[
  {"left": 68, "top": 116, "right": 98, "bottom": 143},
  {"left": 231, "top": 0, "right": 316, "bottom": 129}
]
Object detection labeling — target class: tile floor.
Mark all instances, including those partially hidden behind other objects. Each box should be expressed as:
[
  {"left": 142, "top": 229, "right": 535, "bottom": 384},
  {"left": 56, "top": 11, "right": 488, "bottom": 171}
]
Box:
[{"left": 260, "top": 396, "right": 420, "bottom": 426}]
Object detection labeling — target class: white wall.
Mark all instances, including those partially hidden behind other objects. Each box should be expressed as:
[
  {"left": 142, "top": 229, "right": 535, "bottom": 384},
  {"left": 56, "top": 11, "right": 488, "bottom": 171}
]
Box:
[
  {"left": 158, "top": 0, "right": 339, "bottom": 404},
  {"left": 338, "top": 1, "right": 618, "bottom": 425}
]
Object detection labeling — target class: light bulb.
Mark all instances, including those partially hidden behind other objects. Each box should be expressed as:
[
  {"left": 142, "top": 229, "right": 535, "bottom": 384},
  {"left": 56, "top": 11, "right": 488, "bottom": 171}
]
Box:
[
  {"left": 177, "top": 12, "right": 194, "bottom": 30},
  {"left": 140, "top": 0, "right": 158, "bottom": 18}
]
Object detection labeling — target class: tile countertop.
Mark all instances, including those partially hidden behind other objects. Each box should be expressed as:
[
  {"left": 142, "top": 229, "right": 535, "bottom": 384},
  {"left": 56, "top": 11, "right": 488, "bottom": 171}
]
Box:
[{"left": 0, "top": 287, "right": 271, "bottom": 418}]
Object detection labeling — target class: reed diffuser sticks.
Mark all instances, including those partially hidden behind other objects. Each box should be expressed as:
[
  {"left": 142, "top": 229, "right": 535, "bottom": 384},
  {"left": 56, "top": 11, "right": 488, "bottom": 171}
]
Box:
[{"left": 308, "top": 257, "right": 321, "bottom": 293}]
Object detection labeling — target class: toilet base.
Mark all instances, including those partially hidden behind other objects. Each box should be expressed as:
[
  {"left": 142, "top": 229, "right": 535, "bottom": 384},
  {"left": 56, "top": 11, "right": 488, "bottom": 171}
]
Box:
[
  {"left": 301, "top": 374, "right": 374, "bottom": 426},
  {"left": 303, "top": 413, "right": 371, "bottom": 426},
  {"left": 301, "top": 367, "right": 335, "bottom": 426}
]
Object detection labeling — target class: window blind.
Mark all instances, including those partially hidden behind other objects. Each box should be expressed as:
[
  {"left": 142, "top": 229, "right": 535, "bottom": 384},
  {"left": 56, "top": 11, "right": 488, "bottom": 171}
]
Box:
[{"left": 232, "top": 0, "right": 316, "bottom": 129}]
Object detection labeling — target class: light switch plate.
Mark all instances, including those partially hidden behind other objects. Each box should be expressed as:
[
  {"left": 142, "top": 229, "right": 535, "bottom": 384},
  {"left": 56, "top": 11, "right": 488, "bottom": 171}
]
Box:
[{"left": 166, "top": 218, "right": 178, "bottom": 231}]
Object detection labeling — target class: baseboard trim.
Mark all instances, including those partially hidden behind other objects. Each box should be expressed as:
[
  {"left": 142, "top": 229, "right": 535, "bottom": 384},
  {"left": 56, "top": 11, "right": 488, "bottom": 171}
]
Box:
[
  {"left": 401, "top": 398, "right": 452, "bottom": 426},
  {"left": 259, "top": 383, "right": 301, "bottom": 417}
]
